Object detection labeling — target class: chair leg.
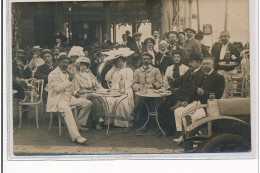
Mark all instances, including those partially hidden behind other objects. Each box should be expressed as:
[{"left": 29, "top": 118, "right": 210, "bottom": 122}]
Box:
[
  {"left": 41, "top": 102, "right": 45, "bottom": 121},
  {"left": 49, "top": 112, "right": 53, "bottom": 132},
  {"left": 58, "top": 113, "right": 62, "bottom": 137},
  {"left": 36, "top": 105, "right": 39, "bottom": 130},
  {"left": 18, "top": 105, "right": 22, "bottom": 128}
]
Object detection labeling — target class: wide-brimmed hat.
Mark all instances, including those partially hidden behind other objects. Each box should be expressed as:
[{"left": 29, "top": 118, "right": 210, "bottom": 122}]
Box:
[
  {"left": 142, "top": 52, "right": 153, "bottom": 59},
  {"left": 33, "top": 46, "right": 42, "bottom": 51},
  {"left": 184, "top": 28, "right": 196, "bottom": 34},
  {"left": 104, "top": 48, "right": 135, "bottom": 62},
  {"left": 189, "top": 52, "right": 202, "bottom": 61},
  {"left": 144, "top": 37, "right": 155, "bottom": 45},
  {"left": 68, "top": 46, "right": 84, "bottom": 57},
  {"left": 133, "top": 32, "right": 142, "bottom": 37},
  {"left": 40, "top": 49, "right": 53, "bottom": 58}
]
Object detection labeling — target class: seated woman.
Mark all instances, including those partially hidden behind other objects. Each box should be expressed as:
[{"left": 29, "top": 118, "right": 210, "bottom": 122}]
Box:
[
  {"left": 67, "top": 46, "right": 85, "bottom": 75},
  {"left": 164, "top": 50, "right": 189, "bottom": 88},
  {"left": 72, "top": 57, "right": 104, "bottom": 129},
  {"left": 104, "top": 55, "right": 134, "bottom": 128}
]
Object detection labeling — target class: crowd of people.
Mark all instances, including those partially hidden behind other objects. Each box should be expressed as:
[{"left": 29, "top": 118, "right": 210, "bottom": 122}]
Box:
[{"left": 12, "top": 28, "right": 250, "bottom": 145}]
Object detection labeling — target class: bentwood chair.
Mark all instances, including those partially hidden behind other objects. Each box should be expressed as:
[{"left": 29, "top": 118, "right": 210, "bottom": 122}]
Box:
[
  {"left": 18, "top": 78, "right": 44, "bottom": 130},
  {"left": 48, "top": 106, "right": 78, "bottom": 137}
]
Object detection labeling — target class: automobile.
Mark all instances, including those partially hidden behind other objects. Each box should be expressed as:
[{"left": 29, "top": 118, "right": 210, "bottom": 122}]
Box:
[{"left": 179, "top": 98, "right": 251, "bottom": 153}]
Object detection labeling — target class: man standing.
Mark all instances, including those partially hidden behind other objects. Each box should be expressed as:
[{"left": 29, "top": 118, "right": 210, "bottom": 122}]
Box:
[
  {"left": 153, "top": 30, "right": 161, "bottom": 51},
  {"left": 52, "top": 46, "right": 61, "bottom": 64},
  {"left": 46, "top": 52, "right": 92, "bottom": 144},
  {"left": 102, "top": 32, "right": 113, "bottom": 47},
  {"left": 211, "top": 31, "right": 241, "bottom": 72},
  {"left": 127, "top": 32, "right": 145, "bottom": 69},
  {"left": 211, "top": 31, "right": 241, "bottom": 97},
  {"left": 173, "top": 57, "right": 225, "bottom": 143},
  {"left": 183, "top": 28, "right": 202, "bottom": 65},
  {"left": 167, "top": 31, "right": 186, "bottom": 65}
]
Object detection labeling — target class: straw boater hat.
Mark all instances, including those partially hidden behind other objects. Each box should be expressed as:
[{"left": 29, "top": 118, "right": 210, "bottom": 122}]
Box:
[
  {"left": 16, "top": 49, "right": 27, "bottom": 57},
  {"left": 40, "top": 49, "right": 53, "bottom": 58},
  {"left": 184, "top": 28, "right": 197, "bottom": 34},
  {"left": 132, "top": 32, "right": 142, "bottom": 37},
  {"left": 57, "top": 52, "right": 69, "bottom": 61},
  {"left": 33, "top": 46, "right": 42, "bottom": 52},
  {"left": 74, "top": 57, "right": 91, "bottom": 66}
]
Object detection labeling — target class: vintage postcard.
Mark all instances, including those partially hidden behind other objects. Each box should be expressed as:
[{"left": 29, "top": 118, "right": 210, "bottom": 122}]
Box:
[{"left": 3, "top": 0, "right": 257, "bottom": 163}]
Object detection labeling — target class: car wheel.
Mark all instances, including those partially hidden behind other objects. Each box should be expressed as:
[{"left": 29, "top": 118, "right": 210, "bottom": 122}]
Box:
[{"left": 198, "top": 134, "right": 250, "bottom": 153}]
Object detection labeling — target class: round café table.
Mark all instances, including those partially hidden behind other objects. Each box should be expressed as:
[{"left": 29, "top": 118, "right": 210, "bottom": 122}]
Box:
[
  {"left": 92, "top": 90, "right": 129, "bottom": 138},
  {"left": 135, "top": 90, "right": 172, "bottom": 137}
]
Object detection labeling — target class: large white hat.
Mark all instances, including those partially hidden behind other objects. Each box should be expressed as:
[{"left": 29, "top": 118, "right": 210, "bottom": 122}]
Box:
[
  {"left": 68, "top": 46, "right": 85, "bottom": 57},
  {"left": 104, "top": 48, "right": 135, "bottom": 62}
]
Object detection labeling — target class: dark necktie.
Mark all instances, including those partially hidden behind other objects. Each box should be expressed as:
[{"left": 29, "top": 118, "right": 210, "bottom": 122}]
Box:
[{"left": 173, "top": 64, "right": 180, "bottom": 78}]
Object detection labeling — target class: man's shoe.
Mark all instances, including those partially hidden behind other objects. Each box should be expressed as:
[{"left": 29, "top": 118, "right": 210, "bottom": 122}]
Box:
[
  {"left": 173, "top": 136, "right": 184, "bottom": 143},
  {"left": 98, "top": 117, "right": 104, "bottom": 123},
  {"left": 75, "top": 136, "right": 88, "bottom": 145},
  {"left": 77, "top": 124, "right": 89, "bottom": 131},
  {"left": 96, "top": 123, "right": 103, "bottom": 130}
]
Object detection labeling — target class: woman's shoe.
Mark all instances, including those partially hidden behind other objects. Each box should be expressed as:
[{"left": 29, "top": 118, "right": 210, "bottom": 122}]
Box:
[{"left": 75, "top": 136, "right": 88, "bottom": 145}]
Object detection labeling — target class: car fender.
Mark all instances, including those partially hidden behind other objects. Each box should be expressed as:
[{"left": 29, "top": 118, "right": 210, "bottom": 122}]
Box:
[{"left": 185, "top": 115, "right": 250, "bottom": 132}]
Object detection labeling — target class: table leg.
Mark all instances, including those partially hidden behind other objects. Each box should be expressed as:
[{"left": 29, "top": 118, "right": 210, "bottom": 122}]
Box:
[
  {"left": 154, "top": 98, "right": 166, "bottom": 137},
  {"left": 136, "top": 100, "right": 150, "bottom": 134}
]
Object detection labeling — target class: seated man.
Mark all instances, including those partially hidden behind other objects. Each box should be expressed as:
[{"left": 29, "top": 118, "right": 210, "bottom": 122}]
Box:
[
  {"left": 132, "top": 52, "right": 163, "bottom": 123},
  {"left": 170, "top": 53, "right": 205, "bottom": 111},
  {"left": 46, "top": 52, "right": 92, "bottom": 145},
  {"left": 34, "top": 49, "right": 56, "bottom": 101},
  {"left": 173, "top": 57, "right": 225, "bottom": 143}
]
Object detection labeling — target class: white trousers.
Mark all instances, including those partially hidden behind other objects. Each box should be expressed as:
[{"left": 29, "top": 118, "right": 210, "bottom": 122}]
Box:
[
  {"left": 174, "top": 101, "right": 206, "bottom": 131},
  {"left": 57, "top": 95, "right": 92, "bottom": 142}
]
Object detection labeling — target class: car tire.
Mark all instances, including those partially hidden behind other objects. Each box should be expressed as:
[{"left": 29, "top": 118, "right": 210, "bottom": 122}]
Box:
[{"left": 198, "top": 134, "right": 250, "bottom": 153}]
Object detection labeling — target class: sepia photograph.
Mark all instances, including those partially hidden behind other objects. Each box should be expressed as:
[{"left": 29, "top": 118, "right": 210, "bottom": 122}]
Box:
[{"left": 7, "top": 0, "right": 255, "bottom": 158}]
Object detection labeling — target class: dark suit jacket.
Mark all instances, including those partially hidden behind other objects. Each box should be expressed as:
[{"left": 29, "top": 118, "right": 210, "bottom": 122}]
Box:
[
  {"left": 128, "top": 41, "right": 145, "bottom": 54},
  {"left": 156, "top": 51, "right": 172, "bottom": 75},
  {"left": 173, "top": 68, "right": 205, "bottom": 103},
  {"left": 201, "top": 44, "right": 211, "bottom": 58},
  {"left": 183, "top": 37, "right": 202, "bottom": 63},
  {"left": 34, "top": 63, "right": 56, "bottom": 87},
  {"left": 197, "top": 71, "right": 225, "bottom": 104},
  {"left": 13, "top": 65, "right": 32, "bottom": 79},
  {"left": 103, "top": 40, "right": 113, "bottom": 45},
  {"left": 211, "top": 42, "right": 241, "bottom": 71}
]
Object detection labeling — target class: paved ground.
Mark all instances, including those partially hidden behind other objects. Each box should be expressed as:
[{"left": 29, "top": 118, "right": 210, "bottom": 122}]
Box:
[{"left": 13, "top": 114, "right": 184, "bottom": 156}]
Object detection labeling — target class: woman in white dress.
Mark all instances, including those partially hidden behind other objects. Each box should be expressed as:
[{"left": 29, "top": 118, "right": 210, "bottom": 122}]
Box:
[
  {"left": 105, "top": 56, "right": 134, "bottom": 128},
  {"left": 72, "top": 57, "right": 104, "bottom": 129}
]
